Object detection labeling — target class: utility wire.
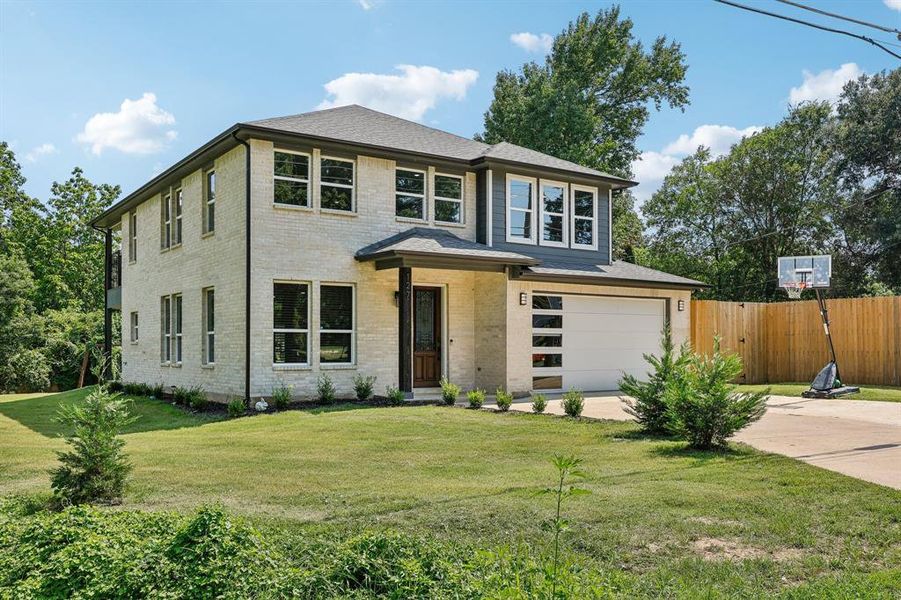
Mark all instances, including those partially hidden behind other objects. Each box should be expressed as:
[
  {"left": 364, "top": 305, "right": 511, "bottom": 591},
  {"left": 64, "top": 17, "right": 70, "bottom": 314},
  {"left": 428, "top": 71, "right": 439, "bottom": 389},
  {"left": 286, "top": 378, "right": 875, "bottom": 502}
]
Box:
[
  {"left": 775, "top": 0, "right": 901, "bottom": 38},
  {"left": 713, "top": 0, "right": 901, "bottom": 60}
]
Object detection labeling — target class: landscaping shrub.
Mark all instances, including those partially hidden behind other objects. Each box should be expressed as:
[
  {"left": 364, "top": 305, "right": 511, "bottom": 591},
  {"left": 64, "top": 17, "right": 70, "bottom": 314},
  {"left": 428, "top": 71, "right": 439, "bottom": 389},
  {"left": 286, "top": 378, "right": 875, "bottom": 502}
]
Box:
[
  {"left": 467, "top": 388, "right": 486, "bottom": 409},
  {"left": 531, "top": 393, "right": 548, "bottom": 414},
  {"left": 121, "top": 382, "right": 150, "bottom": 397},
  {"left": 172, "top": 386, "right": 189, "bottom": 405},
  {"left": 227, "top": 397, "right": 246, "bottom": 418},
  {"left": 562, "top": 388, "right": 584, "bottom": 418},
  {"left": 495, "top": 388, "right": 513, "bottom": 411},
  {"left": 620, "top": 323, "right": 690, "bottom": 434},
  {"left": 107, "top": 380, "right": 123, "bottom": 392},
  {"left": 317, "top": 373, "right": 336, "bottom": 404},
  {"left": 353, "top": 374, "right": 377, "bottom": 401},
  {"left": 385, "top": 385, "right": 405, "bottom": 406},
  {"left": 185, "top": 386, "right": 208, "bottom": 410},
  {"left": 0, "top": 348, "right": 50, "bottom": 392},
  {"left": 272, "top": 384, "right": 293, "bottom": 410},
  {"left": 665, "top": 336, "right": 769, "bottom": 449},
  {"left": 49, "top": 386, "right": 135, "bottom": 505},
  {"left": 439, "top": 376, "right": 461, "bottom": 405},
  {"left": 150, "top": 383, "right": 164, "bottom": 399}
]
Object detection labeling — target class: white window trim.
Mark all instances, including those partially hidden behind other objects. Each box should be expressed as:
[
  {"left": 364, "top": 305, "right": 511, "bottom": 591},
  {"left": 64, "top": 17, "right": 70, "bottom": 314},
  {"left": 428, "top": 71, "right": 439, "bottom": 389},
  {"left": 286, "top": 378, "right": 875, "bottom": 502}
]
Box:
[
  {"left": 570, "top": 184, "right": 599, "bottom": 251},
  {"left": 162, "top": 192, "right": 172, "bottom": 250},
  {"left": 173, "top": 188, "right": 183, "bottom": 246},
  {"left": 204, "top": 170, "right": 215, "bottom": 234},
  {"left": 434, "top": 172, "right": 464, "bottom": 225},
  {"left": 130, "top": 311, "right": 139, "bottom": 344},
  {"left": 319, "top": 156, "right": 355, "bottom": 213},
  {"left": 319, "top": 282, "right": 356, "bottom": 366},
  {"left": 273, "top": 280, "right": 311, "bottom": 367},
  {"left": 505, "top": 174, "right": 537, "bottom": 245},
  {"left": 538, "top": 179, "right": 569, "bottom": 248},
  {"left": 173, "top": 294, "right": 183, "bottom": 365},
  {"left": 203, "top": 288, "right": 215, "bottom": 366},
  {"left": 161, "top": 296, "right": 172, "bottom": 364},
  {"left": 274, "top": 149, "right": 311, "bottom": 208},
  {"left": 129, "top": 210, "right": 137, "bottom": 263},
  {"left": 394, "top": 167, "right": 427, "bottom": 221}
]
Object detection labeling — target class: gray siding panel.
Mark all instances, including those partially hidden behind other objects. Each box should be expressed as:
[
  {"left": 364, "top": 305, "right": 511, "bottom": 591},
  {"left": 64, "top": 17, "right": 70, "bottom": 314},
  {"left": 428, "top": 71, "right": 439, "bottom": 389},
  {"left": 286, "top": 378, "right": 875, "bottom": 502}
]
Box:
[
  {"left": 476, "top": 170, "right": 487, "bottom": 245},
  {"left": 490, "top": 167, "right": 610, "bottom": 265}
]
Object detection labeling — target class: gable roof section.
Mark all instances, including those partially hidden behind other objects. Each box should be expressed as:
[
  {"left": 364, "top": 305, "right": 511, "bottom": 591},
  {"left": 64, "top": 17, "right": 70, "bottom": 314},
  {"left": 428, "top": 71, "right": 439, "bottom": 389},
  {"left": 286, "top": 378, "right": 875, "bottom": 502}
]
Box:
[{"left": 355, "top": 227, "right": 539, "bottom": 266}]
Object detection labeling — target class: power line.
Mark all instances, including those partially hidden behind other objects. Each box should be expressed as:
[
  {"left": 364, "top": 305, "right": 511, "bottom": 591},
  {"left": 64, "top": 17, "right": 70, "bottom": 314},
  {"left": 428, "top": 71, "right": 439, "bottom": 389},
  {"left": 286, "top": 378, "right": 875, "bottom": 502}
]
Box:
[
  {"left": 775, "top": 0, "right": 901, "bottom": 38},
  {"left": 713, "top": 0, "right": 901, "bottom": 60}
]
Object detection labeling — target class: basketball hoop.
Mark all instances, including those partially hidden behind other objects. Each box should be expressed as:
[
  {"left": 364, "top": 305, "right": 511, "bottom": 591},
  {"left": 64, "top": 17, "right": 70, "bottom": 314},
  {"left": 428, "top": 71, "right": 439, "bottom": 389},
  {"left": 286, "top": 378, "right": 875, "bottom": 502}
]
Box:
[{"left": 785, "top": 281, "right": 806, "bottom": 300}]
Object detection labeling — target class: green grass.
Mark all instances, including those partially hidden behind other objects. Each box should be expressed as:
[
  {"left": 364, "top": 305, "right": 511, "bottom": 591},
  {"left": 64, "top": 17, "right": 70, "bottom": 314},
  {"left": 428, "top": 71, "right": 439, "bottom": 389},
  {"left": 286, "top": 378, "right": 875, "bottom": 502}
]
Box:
[
  {"left": 2, "top": 388, "right": 900, "bottom": 597},
  {"left": 736, "top": 382, "right": 901, "bottom": 402}
]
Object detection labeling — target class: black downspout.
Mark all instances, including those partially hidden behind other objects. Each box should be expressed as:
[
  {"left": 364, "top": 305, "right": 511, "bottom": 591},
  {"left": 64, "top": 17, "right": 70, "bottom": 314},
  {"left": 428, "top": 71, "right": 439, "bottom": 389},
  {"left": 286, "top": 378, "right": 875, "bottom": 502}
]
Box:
[{"left": 233, "top": 133, "right": 252, "bottom": 404}]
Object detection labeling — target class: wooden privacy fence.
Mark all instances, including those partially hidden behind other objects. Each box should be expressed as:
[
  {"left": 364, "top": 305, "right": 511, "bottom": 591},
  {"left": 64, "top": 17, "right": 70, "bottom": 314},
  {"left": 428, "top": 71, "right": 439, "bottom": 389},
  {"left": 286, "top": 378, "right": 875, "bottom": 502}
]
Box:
[{"left": 691, "top": 297, "right": 901, "bottom": 386}]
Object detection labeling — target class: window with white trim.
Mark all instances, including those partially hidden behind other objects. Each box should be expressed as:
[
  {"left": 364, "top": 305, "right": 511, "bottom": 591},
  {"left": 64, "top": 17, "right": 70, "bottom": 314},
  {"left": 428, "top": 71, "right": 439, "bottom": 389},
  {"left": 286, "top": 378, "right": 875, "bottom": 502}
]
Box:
[
  {"left": 506, "top": 175, "right": 536, "bottom": 243},
  {"left": 435, "top": 173, "right": 463, "bottom": 224},
  {"left": 203, "top": 288, "right": 215, "bottom": 365},
  {"left": 395, "top": 168, "right": 426, "bottom": 219},
  {"left": 130, "top": 311, "right": 139, "bottom": 343},
  {"left": 540, "top": 180, "right": 568, "bottom": 247},
  {"left": 160, "top": 296, "right": 172, "bottom": 363},
  {"left": 204, "top": 170, "right": 216, "bottom": 234},
  {"left": 571, "top": 185, "right": 598, "bottom": 250},
  {"left": 128, "top": 210, "right": 137, "bottom": 262},
  {"left": 532, "top": 295, "right": 563, "bottom": 390},
  {"left": 274, "top": 150, "right": 310, "bottom": 207},
  {"left": 320, "top": 157, "right": 354, "bottom": 212},
  {"left": 273, "top": 282, "right": 309, "bottom": 365},
  {"left": 320, "top": 284, "right": 354, "bottom": 365},
  {"left": 161, "top": 192, "right": 172, "bottom": 249},
  {"left": 173, "top": 294, "right": 183, "bottom": 364},
  {"left": 174, "top": 188, "right": 183, "bottom": 245}
]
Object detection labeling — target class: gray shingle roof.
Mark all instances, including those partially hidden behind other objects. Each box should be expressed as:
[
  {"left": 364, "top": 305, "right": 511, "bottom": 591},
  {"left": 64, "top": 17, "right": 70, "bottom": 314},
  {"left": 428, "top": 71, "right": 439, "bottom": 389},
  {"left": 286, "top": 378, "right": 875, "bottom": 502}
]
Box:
[
  {"left": 355, "top": 227, "right": 539, "bottom": 265},
  {"left": 522, "top": 261, "right": 708, "bottom": 288},
  {"left": 247, "top": 105, "right": 632, "bottom": 184}
]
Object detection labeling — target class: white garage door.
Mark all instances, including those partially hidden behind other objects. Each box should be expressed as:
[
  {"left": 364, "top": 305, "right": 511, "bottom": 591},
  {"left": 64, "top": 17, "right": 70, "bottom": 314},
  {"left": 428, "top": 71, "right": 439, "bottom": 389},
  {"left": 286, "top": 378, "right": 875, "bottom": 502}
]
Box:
[{"left": 532, "top": 294, "right": 666, "bottom": 392}]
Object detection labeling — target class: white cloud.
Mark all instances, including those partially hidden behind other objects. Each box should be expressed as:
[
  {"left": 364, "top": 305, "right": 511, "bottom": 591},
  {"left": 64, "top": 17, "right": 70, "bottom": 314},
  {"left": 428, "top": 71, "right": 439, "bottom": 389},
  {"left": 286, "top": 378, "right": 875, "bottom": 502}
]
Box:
[
  {"left": 317, "top": 65, "right": 478, "bottom": 121},
  {"left": 788, "top": 63, "right": 862, "bottom": 105},
  {"left": 510, "top": 32, "right": 554, "bottom": 53},
  {"left": 663, "top": 124, "right": 763, "bottom": 157},
  {"left": 76, "top": 92, "right": 177, "bottom": 155},
  {"left": 631, "top": 151, "right": 680, "bottom": 203},
  {"left": 884, "top": 0, "right": 901, "bottom": 12},
  {"left": 356, "top": 0, "right": 373, "bottom": 9},
  {"left": 24, "top": 142, "right": 57, "bottom": 162}
]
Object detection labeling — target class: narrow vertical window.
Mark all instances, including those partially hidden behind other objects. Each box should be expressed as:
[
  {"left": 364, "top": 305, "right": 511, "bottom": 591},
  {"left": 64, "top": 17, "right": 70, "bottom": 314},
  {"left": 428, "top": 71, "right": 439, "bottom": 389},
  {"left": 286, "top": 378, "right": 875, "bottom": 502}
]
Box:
[
  {"left": 161, "top": 296, "right": 171, "bottom": 363},
  {"left": 506, "top": 176, "right": 536, "bottom": 243},
  {"left": 129, "top": 210, "right": 137, "bottom": 262},
  {"left": 540, "top": 181, "right": 567, "bottom": 247},
  {"left": 571, "top": 185, "right": 598, "bottom": 250},
  {"left": 395, "top": 168, "right": 426, "bottom": 219},
  {"left": 203, "top": 288, "right": 215, "bottom": 365},
  {"left": 273, "top": 282, "right": 309, "bottom": 365},
  {"left": 161, "top": 192, "right": 172, "bottom": 249},
  {"left": 434, "top": 173, "right": 463, "bottom": 224},
  {"left": 174, "top": 188, "right": 183, "bottom": 245},
  {"left": 320, "top": 284, "right": 354, "bottom": 364},
  {"left": 320, "top": 157, "right": 354, "bottom": 212},
  {"left": 173, "top": 294, "right": 183, "bottom": 364},
  {"left": 204, "top": 170, "right": 216, "bottom": 234},
  {"left": 274, "top": 150, "right": 310, "bottom": 206},
  {"left": 130, "top": 311, "right": 139, "bottom": 343}
]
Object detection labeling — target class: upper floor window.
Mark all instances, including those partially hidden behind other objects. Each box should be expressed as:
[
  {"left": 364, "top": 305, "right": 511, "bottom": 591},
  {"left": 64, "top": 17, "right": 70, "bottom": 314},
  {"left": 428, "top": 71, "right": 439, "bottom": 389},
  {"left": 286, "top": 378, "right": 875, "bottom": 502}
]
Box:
[
  {"left": 435, "top": 174, "right": 463, "bottom": 224},
  {"left": 395, "top": 168, "right": 426, "bottom": 220},
  {"left": 571, "top": 185, "right": 598, "bottom": 251},
  {"left": 128, "top": 210, "right": 137, "bottom": 263},
  {"left": 174, "top": 188, "right": 183, "bottom": 245},
  {"left": 320, "top": 157, "right": 354, "bottom": 212},
  {"left": 273, "top": 281, "right": 309, "bottom": 365},
  {"left": 161, "top": 192, "right": 172, "bottom": 249},
  {"left": 274, "top": 150, "right": 310, "bottom": 207},
  {"left": 204, "top": 170, "right": 216, "bottom": 234},
  {"left": 540, "top": 180, "right": 568, "bottom": 247},
  {"left": 506, "top": 175, "right": 536, "bottom": 244}
]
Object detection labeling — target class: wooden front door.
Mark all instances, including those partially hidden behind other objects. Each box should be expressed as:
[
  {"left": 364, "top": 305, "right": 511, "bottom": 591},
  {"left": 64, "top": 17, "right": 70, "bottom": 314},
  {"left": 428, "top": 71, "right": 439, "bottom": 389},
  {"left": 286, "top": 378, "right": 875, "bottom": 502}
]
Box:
[{"left": 413, "top": 287, "right": 441, "bottom": 387}]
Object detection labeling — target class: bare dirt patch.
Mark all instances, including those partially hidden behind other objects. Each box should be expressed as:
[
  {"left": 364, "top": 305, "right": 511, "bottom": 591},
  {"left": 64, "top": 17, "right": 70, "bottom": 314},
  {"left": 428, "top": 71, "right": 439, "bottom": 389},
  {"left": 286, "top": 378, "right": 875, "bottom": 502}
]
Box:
[{"left": 692, "top": 537, "right": 803, "bottom": 562}]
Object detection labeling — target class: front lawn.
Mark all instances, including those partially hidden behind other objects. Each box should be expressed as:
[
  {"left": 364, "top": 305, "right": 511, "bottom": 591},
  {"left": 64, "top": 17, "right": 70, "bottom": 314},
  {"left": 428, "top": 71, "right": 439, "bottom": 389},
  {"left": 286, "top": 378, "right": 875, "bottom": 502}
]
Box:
[
  {"left": 736, "top": 382, "right": 901, "bottom": 402},
  {"left": 1, "top": 388, "right": 899, "bottom": 597}
]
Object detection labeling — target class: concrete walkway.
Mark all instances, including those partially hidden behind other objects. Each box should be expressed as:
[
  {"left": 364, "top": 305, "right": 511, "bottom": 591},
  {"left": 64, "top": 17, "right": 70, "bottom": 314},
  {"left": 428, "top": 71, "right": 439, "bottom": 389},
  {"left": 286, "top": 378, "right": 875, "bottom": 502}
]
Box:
[{"left": 491, "top": 393, "right": 901, "bottom": 490}]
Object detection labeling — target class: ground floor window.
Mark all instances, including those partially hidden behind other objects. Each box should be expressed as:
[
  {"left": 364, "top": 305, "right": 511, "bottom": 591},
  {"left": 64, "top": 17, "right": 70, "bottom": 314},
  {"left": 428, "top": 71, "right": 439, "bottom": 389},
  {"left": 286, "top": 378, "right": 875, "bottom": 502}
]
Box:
[
  {"left": 173, "top": 294, "right": 183, "bottom": 364},
  {"left": 273, "top": 282, "right": 310, "bottom": 365},
  {"left": 160, "top": 296, "right": 171, "bottom": 363},
  {"left": 532, "top": 294, "right": 563, "bottom": 390},
  {"left": 320, "top": 284, "right": 355, "bottom": 364},
  {"left": 203, "top": 288, "right": 215, "bottom": 365},
  {"left": 130, "top": 311, "right": 139, "bottom": 343}
]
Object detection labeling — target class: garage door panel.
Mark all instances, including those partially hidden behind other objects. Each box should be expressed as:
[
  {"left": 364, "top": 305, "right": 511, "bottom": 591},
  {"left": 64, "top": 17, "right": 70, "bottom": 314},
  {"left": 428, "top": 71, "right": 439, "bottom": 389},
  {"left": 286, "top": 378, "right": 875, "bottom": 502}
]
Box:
[
  {"left": 565, "top": 314, "right": 663, "bottom": 335},
  {"left": 564, "top": 331, "right": 662, "bottom": 352},
  {"left": 565, "top": 296, "right": 664, "bottom": 316},
  {"left": 564, "top": 348, "right": 656, "bottom": 372}
]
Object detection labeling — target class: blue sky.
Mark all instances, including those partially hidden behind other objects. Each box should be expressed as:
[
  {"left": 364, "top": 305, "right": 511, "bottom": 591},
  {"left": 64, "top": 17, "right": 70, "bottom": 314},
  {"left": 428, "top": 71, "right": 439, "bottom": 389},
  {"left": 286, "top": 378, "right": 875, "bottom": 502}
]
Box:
[{"left": 2, "top": 0, "right": 899, "bottom": 207}]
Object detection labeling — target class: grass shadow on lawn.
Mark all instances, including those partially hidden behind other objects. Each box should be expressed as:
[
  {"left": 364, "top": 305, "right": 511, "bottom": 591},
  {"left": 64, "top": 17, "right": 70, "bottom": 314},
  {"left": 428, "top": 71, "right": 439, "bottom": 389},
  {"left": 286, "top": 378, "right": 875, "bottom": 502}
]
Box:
[{"left": 0, "top": 388, "right": 221, "bottom": 438}]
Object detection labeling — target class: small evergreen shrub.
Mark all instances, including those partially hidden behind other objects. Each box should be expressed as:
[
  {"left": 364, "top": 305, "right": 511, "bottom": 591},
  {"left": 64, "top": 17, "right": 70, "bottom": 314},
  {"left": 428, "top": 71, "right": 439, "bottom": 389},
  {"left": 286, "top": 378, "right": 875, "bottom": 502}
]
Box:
[
  {"left": 385, "top": 385, "right": 405, "bottom": 406},
  {"left": 665, "top": 337, "right": 769, "bottom": 449},
  {"left": 227, "top": 397, "right": 246, "bottom": 418},
  {"left": 353, "top": 374, "right": 377, "bottom": 401},
  {"left": 562, "top": 388, "right": 584, "bottom": 418},
  {"left": 108, "top": 380, "right": 124, "bottom": 392},
  {"left": 150, "top": 383, "right": 164, "bottom": 399},
  {"left": 317, "top": 373, "right": 336, "bottom": 404},
  {"left": 495, "top": 388, "right": 513, "bottom": 411},
  {"left": 173, "top": 386, "right": 189, "bottom": 405},
  {"left": 186, "top": 386, "right": 207, "bottom": 410},
  {"left": 439, "top": 376, "right": 461, "bottom": 405},
  {"left": 531, "top": 393, "right": 548, "bottom": 414},
  {"left": 271, "top": 384, "right": 293, "bottom": 410},
  {"left": 50, "top": 386, "right": 136, "bottom": 505},
  {"left": 467, "top": 388, "right": 486, "bottom": 409}
]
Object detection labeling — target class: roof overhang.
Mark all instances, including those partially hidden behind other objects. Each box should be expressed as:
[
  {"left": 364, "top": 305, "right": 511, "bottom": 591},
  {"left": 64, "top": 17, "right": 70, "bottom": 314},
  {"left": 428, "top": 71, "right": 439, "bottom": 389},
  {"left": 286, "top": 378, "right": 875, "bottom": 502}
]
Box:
[
  {"left": 357, "top": 249, "right": 539, "bottom": 273},
  {"left": 514, "top": 268, "right": 710, "bottom": 291}
]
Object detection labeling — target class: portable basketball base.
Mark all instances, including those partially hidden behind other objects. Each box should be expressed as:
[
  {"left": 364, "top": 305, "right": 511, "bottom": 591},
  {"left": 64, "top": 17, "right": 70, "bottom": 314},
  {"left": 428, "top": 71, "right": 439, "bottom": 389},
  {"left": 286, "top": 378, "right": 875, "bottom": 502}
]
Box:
[{"left": 777, "top": 256, "right": 859, "bottom": 399}]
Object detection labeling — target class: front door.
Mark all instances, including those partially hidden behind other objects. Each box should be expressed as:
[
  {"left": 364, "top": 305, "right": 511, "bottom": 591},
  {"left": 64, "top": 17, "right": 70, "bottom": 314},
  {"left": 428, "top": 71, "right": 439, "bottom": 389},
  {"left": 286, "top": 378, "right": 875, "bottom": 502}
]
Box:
[{"left": 413, "top": 286, "right": 441, "bottom": 387}]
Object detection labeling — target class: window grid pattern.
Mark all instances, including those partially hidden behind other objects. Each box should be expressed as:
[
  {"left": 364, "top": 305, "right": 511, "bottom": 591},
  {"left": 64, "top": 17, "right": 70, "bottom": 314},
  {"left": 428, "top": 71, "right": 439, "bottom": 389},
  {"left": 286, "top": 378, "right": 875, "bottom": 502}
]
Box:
[
  {"left": 130, "top": 311, "right": 139, "bottom": 343},
  {"left": 571, "top": 186, "right": 597, "bottom": 250},
  {"left": 540, "top": 182, "right": 567, "bottom": 247},
  {"left": 129, "top": 211, "right": 137, "bottom": 262},
  {"left": 320, "top": 158, "right": 354, "bottom": 212},
  {"left": 204, "top": 171, "right": 216, "bottom": 234},
  {"left": 274, "top": 150, "right": 310, "bottom": 207},
  {"left": 160, "top": 296, "right": 171, "bottom": 363},
  {"left": 434, "top": 173, "right": 463, "bottom": 224},
  {"left": 173, "top": 294, "right": 183, "bottom": 364},
  {"left": 203, "top": 288, "right": 215, "bottom": 365},
  {"left": 319, "top": 284, "right": 355, "bottom": 365},
  {"left": 532, "top": 295, "right": 563, "bottom": 391},
  {"left": 507, "top": 176, "right": 535, "bottom": 243},
  {"left": 395, "top": 168, "right": 426, "bottom": 220},
  {"left": 174, "top": 189, "right": 183, "bottom": 245},
  {"left": 273, "top": 282, "right": 310, "bottom": 365}
]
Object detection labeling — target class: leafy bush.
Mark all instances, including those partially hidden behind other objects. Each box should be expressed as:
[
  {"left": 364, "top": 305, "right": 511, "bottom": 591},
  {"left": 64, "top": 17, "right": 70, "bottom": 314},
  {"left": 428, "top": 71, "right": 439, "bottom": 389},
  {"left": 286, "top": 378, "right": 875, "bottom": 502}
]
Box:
[
  {"left": 121, "top": 382, "right": 151, "bottom": 397},
  {"left": 620, "top": 324, "right": 689, "bottom": 434},
  {"left": 107, "top": 380, "right": 123, "bottom": 392},
  {"left": 172, "top": 386, "right": 189, "bottom": 405},
  {"left": 353, "top": 374, "right": 376, "bottom": 401},
  {"left": 227, "top": 397, "right": 246, "bottom": 418},
  {"left": 531, "top": 393, "right": 548, "bottom": 414},
  {"left": 439, "top": 376, "right": 461, "bottom": 405},
  {"left": 150, "top": 383, "right": 164, "bottom": 399},
  {"left": 562, "top": 388, "right": 584, "bottom": 418},
  {"left": 272, "top": 384, "right": 293, "bottom": 410},
  {"left": 495, "top": 388, "right": 513, "bottom": 411},
  {"left": 317, "top": 373, "right": 336, "bottom": 404},
  {"left": 185, "top": 386, "right": 208, "bottom": 410},
  {"left": 49, "top": 386, "right": 136, "bottom": 505},
  {"left": 385, "top": 385, "right": 405, "bottom": 406},
  {"left": 467, "top": 388, "right": 486, "bottom": 409},
  {"left": 0, "top": 348, "right": 51, "bottom": 392},
  {"left": 665, "top": 337, "right": 769, "bottom": 449}
]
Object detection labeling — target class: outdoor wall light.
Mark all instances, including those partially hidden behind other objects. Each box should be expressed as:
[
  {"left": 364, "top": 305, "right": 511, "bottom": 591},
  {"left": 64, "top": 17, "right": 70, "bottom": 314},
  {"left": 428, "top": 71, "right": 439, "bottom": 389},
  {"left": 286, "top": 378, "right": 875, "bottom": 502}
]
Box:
[
  {"left": 520, "top": 292, "right": 528, "bottom": 306},
  {"left": 678, "top": 299, "right": 685, "bottom": 312}
]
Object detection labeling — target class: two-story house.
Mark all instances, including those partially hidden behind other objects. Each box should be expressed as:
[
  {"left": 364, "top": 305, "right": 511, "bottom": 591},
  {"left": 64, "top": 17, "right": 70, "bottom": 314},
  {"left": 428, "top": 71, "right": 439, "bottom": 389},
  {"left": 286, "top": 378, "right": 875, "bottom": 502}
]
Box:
[{"left": 91, "top": 105, "right": 705, "bottom": 402}]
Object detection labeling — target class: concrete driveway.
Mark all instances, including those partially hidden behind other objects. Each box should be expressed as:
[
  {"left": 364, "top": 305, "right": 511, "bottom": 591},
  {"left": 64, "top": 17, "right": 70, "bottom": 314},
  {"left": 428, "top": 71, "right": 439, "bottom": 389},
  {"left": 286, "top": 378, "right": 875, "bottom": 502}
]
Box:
[{"left": 495, "top": 393, "right": 901, "bottom": 489}]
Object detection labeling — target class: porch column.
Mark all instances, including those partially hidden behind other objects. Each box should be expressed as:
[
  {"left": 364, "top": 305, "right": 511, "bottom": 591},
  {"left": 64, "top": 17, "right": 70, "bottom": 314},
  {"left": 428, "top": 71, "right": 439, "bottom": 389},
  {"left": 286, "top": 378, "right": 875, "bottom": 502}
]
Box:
[
  {"left": 102, "top": 228, "right": 112, "bottom": 380},
  {"left": 398, "top": 266, "right": 413, "bottom": 397}
]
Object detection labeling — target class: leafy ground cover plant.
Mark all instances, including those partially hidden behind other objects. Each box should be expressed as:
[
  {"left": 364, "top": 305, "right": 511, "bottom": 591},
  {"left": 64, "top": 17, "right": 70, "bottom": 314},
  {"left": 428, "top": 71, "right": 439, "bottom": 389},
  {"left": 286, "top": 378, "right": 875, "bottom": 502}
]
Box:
[
  {"left": 385, "top": 385, "right": 405, "bottom": 406},
  {"left": 439, "top": 376, "right": 461, "bottom": 405},
  {"left": 467, "top": 388, "right": 486, "bottom": 409},
  {"left": 227, "top": 397, "right": 246, "bottom": 418},
  {"left": 495, "top": 388, "right": 513, "bottom": 411},
  {"left": 531, "top": 393, "right": 548, "bottom": 414},
  {"left": 562, "top": 388, "right": 584, "bottom": 417},
  {"left": 353, "top": 374, "right": 376, "bottom": 401},
  {"left": 49, "top": 386, "right": 136, "bottom": 505},
  {"left": 271, "top": 384, "right": 293, "bottom": 410},
  {"left": 317, "top": 373, "right": 336, "bottom": 404}
]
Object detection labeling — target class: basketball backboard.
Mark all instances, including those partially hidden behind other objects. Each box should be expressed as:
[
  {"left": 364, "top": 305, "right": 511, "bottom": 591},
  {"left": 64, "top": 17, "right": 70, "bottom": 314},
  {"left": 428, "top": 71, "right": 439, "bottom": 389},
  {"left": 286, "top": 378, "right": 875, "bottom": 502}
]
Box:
[{"left": 778, "top": 255, "right": 831, "bottom": 289}]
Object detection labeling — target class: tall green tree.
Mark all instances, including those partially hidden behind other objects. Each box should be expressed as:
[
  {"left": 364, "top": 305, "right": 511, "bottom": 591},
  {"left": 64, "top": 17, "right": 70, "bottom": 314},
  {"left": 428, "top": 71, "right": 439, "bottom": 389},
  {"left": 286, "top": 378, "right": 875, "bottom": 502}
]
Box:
[{"left": 0, "top": 142, "right": 42, "bottom": 254}]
